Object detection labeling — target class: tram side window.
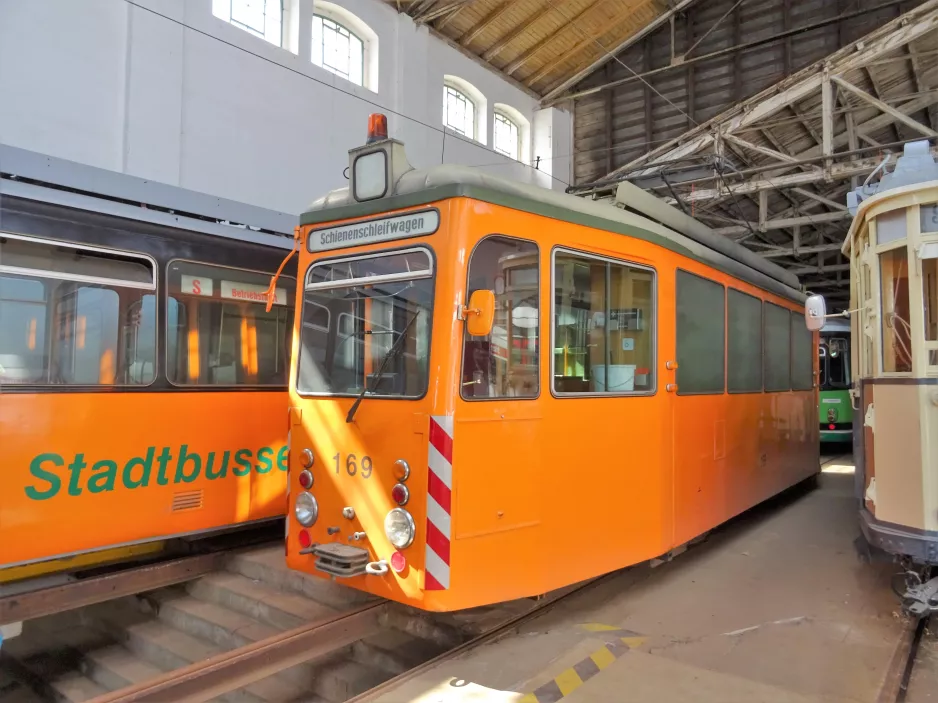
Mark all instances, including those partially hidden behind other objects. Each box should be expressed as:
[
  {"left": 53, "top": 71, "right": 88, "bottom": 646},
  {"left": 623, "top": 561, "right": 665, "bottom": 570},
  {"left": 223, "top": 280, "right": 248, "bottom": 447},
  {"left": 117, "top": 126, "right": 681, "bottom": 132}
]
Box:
[
  {"left": 763, "top": 302, "right": 790, "bottom": 391},
  {"left": 727, "top": 289, "right": 762, "bottom": 393},
  {"left": 879, "top": 247, "right": 912, "bottom": 373},
  {"left": 462, "top": 236, "right": 539, "bottom": 399},
  {"left": 823, "top": 337, "right": 850, "bottom": 388},
  {"left": 0, "top": 236, "right": 156, "bottom": 386},
  {"left": 676, "top": 271, "right": 724, "bottom": 395},
  {"left": 552, "top": 251, "right": 654, "bottom": 394},
  {"left": 166, "top": 261, "right": 295, "bottom": 386},
  {"left": 924, "top": 252, "right": 937, "bottom": 368},
  {"left": 790, "top": 311, "right": 814, "bottom": 391},
  {"left": 923, "top": 256, "right": 936, "bottom": 342}
]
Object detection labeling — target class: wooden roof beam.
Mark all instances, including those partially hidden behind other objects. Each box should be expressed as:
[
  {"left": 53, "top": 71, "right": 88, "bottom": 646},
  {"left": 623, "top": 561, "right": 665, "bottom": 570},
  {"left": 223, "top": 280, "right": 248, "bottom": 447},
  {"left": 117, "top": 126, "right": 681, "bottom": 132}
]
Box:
[
  {"left": 539, "top": 0, "right": 697, "bottom": 103},
  {"left": 434, "top": 0, "right": 478, "bottom": 27},
  {"left": 524, "top": 10, "right": 633, "bottom": 88},
  {"left": 481, "top": 0, "right": 568, "bottom": 63},
  {"left": 502, "top": 0, "right": 620, "bottom": 75},
  {"left": 831, "top": 75, "right": 938, "bottom": 138},
  {"left": 460, "top": 0, "right": 520, "bottom": 47},
  {"left": 906, "top": 42, "right": 937, "bottom": 131},
  {"left": 419, "top": 0, "right": 475, "bottom": 23}
]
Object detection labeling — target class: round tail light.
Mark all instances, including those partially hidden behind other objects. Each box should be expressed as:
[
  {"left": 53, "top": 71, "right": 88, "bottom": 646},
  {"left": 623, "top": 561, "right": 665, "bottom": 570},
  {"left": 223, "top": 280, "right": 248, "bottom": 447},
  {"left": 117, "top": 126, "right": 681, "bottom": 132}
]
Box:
[
  {"left": 391, "top": 483, "right": 409, "bottom": 506},
  {"left": 298, "top": 529, "right": 312, "bottom": 548},
  {"left": 298, "top": 470, "right": 313, "bottom": 489}
]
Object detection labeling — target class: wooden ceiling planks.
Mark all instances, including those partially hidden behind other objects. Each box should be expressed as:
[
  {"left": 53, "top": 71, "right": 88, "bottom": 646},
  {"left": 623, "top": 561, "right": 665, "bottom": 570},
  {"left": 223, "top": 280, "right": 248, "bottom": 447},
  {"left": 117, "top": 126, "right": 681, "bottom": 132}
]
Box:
[{"left": 400, "top": 0, "right": 670, "bottom": 95}]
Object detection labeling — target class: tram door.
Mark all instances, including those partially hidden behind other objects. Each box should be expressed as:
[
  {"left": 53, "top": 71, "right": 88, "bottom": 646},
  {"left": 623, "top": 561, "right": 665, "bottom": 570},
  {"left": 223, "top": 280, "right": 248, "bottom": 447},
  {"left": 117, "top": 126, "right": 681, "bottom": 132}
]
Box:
[{"left": 455, "top": 236, "right": 544, "bottom": 599}]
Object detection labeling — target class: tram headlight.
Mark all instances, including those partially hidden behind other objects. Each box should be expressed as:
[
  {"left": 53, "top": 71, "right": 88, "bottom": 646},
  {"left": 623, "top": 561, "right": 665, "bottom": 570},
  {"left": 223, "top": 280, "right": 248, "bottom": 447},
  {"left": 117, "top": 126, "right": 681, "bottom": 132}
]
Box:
[
  {"left": 294, "top": 492, "right": 319, "bottom": 527},
  {"left": 384, "top": 508, "right": 415, "bottom": 549},
  {"left": 827, "top": 407, "right": 838, "bottom": 423}
]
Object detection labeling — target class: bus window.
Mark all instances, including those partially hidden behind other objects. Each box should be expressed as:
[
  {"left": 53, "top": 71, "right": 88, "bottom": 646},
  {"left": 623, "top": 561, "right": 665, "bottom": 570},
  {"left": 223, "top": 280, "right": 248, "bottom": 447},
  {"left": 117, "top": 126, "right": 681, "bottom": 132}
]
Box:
[
  {"left": 0, "top": 276, "right": 47, "bottom": 383},
  {"left": 461, "top": 237, "right": 538, "bottom": 400},
  {"left": 63, "top": 287, "right": 119, "bottom": 384},
  {"left": 166, "top": 261, "right": 295, "bottom": 386},
  {"left": 0, "top": 235, "right": 156, "bottom": 386},
  {"left": 297, "top": 248, "right": 433, "bottom": 397}
]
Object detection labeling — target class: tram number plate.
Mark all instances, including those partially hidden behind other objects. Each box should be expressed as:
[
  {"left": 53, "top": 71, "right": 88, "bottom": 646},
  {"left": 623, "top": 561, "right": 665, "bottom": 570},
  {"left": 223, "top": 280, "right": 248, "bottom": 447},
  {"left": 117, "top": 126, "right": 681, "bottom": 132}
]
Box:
[{"left": 332, "top": 453, "right": 373, "bottom": 479}]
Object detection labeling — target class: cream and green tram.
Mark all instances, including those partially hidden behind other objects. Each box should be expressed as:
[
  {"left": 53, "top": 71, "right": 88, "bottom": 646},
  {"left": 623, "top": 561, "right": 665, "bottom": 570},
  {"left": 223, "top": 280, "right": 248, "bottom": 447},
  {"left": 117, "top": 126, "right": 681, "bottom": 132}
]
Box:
[{"left": 840, "top": 140, "right": 938, "bottom": 616}]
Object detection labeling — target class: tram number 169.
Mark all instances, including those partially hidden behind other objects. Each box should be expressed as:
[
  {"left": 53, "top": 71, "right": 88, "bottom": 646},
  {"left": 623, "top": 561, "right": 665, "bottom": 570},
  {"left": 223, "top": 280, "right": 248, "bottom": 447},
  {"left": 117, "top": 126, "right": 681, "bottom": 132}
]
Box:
[{"left": 333, "top": 453, "right": 373, "bottom": 479}]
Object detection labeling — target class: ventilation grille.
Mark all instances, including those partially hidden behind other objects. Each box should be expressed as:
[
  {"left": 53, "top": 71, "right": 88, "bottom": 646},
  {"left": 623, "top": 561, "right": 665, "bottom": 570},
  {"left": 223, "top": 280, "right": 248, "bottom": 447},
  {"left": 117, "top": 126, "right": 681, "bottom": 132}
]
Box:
[{"left": 172, "top": 490, "right": 203, "bottom": 512}]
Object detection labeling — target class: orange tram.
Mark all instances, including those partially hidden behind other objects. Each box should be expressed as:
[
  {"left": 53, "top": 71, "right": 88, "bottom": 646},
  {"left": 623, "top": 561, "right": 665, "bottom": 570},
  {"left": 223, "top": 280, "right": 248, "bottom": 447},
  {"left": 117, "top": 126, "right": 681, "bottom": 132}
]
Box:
[
  {"left": 283, "top": 116, "right": 820, "bottom": 612},
  {"left": 0, "top": 192, "right": 295, "bottom": 584}
]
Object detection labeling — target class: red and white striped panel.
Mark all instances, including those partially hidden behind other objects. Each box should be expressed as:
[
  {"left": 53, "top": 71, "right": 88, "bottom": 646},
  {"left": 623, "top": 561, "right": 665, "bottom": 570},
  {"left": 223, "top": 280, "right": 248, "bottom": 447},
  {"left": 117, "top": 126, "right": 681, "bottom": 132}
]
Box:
[{"left": 425, "top": 414, "right": 453, "bottom": 590}]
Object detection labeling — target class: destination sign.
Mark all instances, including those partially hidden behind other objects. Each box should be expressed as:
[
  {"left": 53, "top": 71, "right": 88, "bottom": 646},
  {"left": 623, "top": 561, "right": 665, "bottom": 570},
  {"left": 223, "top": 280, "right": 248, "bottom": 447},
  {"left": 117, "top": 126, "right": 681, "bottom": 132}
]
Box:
[
  {"left": 221, "top": 280, "right": 287, "bottom": 306},
  {"left": 308, "top": 209, "right": 440, "bottom": 252}
]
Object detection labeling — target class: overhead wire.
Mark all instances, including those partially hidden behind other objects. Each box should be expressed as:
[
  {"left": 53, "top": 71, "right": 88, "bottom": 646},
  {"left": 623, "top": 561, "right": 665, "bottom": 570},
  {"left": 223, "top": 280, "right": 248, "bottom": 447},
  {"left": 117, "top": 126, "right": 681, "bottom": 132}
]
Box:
[
  {"left": 123, "top": 0, "right": 897, "bottom": 272},
  {"left": 538, "top": 0, "right": 700, "bottom": 130}
]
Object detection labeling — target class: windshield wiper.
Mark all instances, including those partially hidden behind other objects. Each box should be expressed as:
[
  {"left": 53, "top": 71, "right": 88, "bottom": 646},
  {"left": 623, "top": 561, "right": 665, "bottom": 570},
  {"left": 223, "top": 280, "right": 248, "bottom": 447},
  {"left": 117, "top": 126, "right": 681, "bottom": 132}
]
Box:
[{"left": 346, "top": 309, "right": 421, "bottom": 423}]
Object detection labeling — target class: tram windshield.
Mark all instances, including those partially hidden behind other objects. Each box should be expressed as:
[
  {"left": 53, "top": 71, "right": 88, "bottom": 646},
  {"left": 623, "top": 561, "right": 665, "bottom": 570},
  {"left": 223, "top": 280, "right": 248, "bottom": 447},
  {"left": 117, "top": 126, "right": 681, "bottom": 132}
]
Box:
[
  {"left": 296, "top": 248, "right": 433, "bottom": 397},
  {"left": 819, "top": 336, "right": 850, "bottom": 389}
]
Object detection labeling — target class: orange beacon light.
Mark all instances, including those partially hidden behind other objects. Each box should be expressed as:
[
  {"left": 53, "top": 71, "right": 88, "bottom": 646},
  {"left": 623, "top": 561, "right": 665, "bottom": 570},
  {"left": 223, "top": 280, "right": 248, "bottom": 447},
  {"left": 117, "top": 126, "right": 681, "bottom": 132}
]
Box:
[{"left": 367, "top": 113, "right": 388, "bottom": 143}]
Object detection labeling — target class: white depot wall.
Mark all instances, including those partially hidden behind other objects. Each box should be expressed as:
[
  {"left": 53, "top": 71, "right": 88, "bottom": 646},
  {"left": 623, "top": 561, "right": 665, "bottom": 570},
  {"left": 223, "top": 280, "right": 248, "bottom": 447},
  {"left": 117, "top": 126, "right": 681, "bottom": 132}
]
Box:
[{"left": 0, "top": 0, "right": 573, "bottom": 217}]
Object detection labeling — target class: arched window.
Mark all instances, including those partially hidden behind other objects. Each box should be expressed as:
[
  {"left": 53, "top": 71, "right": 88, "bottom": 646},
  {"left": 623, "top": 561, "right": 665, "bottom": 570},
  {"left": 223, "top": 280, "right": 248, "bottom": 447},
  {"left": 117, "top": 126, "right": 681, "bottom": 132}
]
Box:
[
  {"left": 443, "top": 77, "right": 485, "bottom": 142},
  {"left": 494, "top": 111, "right": 520, "bottom": 160},
  {"left": 312, "top": 15, "right": 364, "bottom": 86},
  {"left": 494, "top": 103, "right": 530, "bottom": 163},
  {"left": 311, "top": 3, "right": 378, "bottom": 90},
  {"left": 213, "top": 0, "right": 283, "bottom": 47},
  {"left": 443, "top": 85, "right": 475, "bottom": 138}
]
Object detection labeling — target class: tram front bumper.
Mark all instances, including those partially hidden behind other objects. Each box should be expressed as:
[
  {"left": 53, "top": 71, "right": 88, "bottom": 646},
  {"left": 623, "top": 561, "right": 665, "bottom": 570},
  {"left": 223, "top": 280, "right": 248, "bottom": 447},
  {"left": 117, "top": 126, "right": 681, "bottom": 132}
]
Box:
[{"left": 859, "top": 508, "right": 938, "bottom": 564}]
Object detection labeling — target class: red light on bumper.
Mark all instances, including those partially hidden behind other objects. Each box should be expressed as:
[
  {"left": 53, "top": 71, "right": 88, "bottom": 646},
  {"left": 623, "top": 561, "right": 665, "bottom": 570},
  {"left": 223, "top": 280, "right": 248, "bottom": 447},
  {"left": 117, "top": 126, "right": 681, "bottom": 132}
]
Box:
[
  {"left": 298, "top": 529, "right": 312, "bottom": 549},
  {"left": 829, "top": 424, "right": 836, "bottom": 430},
  {"left": 391, "top": 483, "right": 410, "bottom": 505},
  {"left": 390, "top": 551, "right": 406, "bottom": 573}
]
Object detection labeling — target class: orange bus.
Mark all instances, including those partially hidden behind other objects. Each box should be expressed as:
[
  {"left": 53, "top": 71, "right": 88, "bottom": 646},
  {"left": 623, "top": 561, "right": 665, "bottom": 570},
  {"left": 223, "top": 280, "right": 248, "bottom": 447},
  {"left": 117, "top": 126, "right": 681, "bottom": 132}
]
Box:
[
  {"left": 0, "top": 193, "right": 295, "bottom": 583},
  {"left": 282, "top": 117, "right": 819, "bottom": 611}
]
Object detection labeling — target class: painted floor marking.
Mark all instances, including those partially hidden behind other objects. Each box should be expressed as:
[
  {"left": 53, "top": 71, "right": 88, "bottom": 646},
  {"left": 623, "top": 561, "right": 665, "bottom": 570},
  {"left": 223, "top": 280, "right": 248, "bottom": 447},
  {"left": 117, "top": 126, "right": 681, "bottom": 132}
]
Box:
[{"left": 522, "top": 628, "right": 646, "bottom": 703}]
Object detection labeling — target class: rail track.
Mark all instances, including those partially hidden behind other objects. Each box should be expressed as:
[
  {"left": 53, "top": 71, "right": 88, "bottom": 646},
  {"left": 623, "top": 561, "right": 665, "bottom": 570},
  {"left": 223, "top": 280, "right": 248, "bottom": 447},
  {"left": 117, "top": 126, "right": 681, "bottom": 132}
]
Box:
[
  {"left": 0, "top": 542, "right": 593, "bottom": 703},
  {"left": 877, "top": 614, "right": 933, "bottom": 703},
  {"left": 0, "top": 466, "right": 850, "bottom": 703}
]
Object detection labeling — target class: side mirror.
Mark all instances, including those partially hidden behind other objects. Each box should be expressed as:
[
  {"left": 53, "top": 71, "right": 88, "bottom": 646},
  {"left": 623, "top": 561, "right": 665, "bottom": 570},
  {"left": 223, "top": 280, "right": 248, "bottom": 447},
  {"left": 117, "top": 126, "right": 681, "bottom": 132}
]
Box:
[
  {"left": 804, "top": 294, "right": 827, "bottom": 331},
  {"left": 464, "top": 290, "right": 495, "bottom": 337}
]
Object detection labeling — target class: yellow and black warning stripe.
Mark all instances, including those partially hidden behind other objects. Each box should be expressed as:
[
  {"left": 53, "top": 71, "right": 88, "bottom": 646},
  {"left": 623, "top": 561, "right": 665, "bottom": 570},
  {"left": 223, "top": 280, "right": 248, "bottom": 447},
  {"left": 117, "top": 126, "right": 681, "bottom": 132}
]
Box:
[{"left": 520, "top": 626, "right": 646, "bottom": 703}]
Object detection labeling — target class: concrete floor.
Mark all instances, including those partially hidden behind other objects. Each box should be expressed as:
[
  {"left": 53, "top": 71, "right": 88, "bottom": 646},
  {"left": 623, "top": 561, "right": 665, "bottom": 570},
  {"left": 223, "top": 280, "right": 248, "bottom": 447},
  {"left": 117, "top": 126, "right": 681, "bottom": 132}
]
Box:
[{"left": 364, "top": 455, "right": 923, "bottom": 703}]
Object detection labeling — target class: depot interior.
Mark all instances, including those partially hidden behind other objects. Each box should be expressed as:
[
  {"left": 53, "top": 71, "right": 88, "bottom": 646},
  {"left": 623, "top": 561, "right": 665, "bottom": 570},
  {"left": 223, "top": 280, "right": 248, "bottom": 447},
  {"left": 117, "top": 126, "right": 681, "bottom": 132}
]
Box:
[{"left": 2, "top": 0, "right": 938, "bottom": 697}]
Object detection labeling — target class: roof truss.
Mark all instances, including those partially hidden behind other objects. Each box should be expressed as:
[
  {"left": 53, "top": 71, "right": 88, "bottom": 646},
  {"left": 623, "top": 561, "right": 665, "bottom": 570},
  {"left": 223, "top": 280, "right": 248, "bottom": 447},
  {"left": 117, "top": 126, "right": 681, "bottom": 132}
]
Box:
[{"left": 568, "top": 0, "right": 938, "bottom": 306}]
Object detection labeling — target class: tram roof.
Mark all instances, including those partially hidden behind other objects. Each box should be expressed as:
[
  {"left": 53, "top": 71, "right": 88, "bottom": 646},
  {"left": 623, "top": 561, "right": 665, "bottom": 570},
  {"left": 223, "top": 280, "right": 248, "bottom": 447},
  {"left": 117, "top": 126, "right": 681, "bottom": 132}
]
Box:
[
  {"left": 821, "top": 318, "right": 851, "bottom": 333},
  {"left": 302, "top": 153, "right": 804, "bottom": 303}
]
